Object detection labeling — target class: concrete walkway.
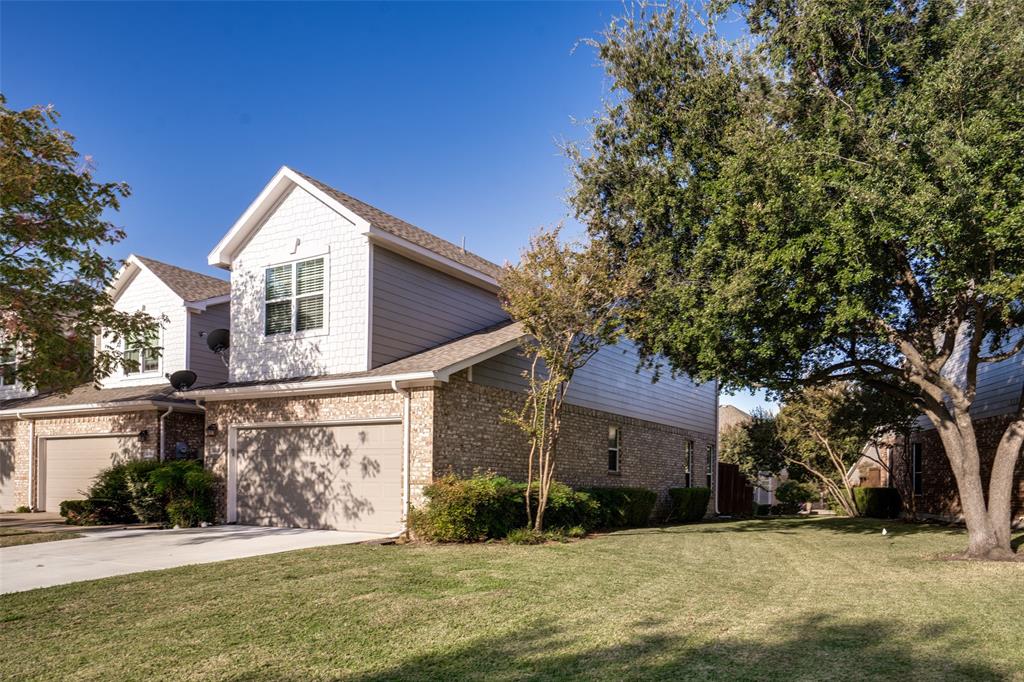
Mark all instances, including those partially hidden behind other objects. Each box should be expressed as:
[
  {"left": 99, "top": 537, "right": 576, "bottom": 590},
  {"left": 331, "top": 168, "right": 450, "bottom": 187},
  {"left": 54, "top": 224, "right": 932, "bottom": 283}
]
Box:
[{"left": 0, "top": 525, "right": 386, "bottom": 594}]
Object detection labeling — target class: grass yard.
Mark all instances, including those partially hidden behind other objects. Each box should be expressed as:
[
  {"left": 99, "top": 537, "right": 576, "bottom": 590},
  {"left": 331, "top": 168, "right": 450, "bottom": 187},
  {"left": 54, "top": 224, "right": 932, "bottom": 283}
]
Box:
[
  {"left": 0, "top": 528, "right": 82, "bottom": 547},
  {"left": 1, "top": 517, "right": 1021, "bottom": 681}
]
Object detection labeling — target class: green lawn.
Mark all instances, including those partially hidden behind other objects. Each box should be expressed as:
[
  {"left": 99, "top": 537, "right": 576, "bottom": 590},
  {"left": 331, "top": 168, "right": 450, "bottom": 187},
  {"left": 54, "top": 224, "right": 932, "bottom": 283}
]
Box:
[
  {"left": 1, "top": 517, "right": 1021, "bottom": 681},
  {"left": 0, "top": 528, "right": 81, "bottom": 547}
]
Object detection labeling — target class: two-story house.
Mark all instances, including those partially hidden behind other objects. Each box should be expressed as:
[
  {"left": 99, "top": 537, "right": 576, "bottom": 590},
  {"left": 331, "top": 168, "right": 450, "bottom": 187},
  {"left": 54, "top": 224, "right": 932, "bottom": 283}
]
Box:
[
  {"left": 0, "top": 255, "right": 230, "bottom": 512},
  {"left": 186, "top": 167, "right": 720, "bottom": 534}
]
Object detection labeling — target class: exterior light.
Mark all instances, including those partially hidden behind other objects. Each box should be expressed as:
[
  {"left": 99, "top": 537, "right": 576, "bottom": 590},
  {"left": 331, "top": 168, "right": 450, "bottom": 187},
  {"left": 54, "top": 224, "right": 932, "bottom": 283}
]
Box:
[
  {"left": 206, "top": 424, "right": 218, "bottom": 437},
  {"left": 138, "top": 429, "right": 149, "bottom": 443}
]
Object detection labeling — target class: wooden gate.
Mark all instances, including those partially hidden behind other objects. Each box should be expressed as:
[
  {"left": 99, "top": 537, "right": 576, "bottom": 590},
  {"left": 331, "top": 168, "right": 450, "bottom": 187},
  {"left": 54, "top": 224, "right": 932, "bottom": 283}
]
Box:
[{"left": 717, "top": 462, "right": 754, "bottom": 516}]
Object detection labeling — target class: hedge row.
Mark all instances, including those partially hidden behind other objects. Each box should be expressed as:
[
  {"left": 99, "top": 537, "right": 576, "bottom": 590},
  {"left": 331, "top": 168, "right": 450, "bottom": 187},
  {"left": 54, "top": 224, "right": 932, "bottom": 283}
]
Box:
[
  {"left": 853, "top": 487, "right": 902, "bottom": 519},
  {"left": 667, "top": 487, "right": 711, "bottom": 522}
]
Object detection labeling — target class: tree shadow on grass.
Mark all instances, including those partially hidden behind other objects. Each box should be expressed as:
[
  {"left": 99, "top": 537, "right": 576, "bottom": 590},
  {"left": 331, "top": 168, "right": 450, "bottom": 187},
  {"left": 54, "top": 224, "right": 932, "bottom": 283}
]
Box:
[
  {"left": 225, "top": 613, "right": 1007, "bottom": 681},
  {"left": 608, "top": 516, "right": 971, "bottom": 538}
]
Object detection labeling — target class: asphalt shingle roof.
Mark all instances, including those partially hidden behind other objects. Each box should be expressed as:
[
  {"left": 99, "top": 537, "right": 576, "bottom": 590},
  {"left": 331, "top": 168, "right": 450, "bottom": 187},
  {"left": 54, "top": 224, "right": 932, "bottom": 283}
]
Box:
[
  {"left": 296, "top": 171, "right": 504, "bottom": 280},
  {"left": 135, "top": 256, "right": 230, "bottom": 303},
  {"left": 0, "top": 383, "right": 195, "bottom": 411}
]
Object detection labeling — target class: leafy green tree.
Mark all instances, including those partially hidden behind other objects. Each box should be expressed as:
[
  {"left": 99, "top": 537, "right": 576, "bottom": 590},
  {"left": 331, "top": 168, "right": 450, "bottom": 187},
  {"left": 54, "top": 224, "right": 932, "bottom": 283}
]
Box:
[
  {"left": 720, "top": 407, "right": 785, "bottom": 488},
  {"left": 500, "top": 227, "right": 637, "bottom": 531},
  {"left": 572, "top": 1, "right": 1024, "bottom": 558},
  {"left": 1, "top": 96, "right": 156, "bottom": 393}
]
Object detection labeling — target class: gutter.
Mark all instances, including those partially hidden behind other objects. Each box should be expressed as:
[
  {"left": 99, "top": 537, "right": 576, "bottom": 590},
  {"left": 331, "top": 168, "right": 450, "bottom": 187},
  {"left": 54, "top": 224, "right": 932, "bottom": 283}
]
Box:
[
  {"left": 183, "top": 372, "right": 437, "bottom": 401},
  {"left": 714, "top": 379, "right": 720, "bottom": 516},
  {"left": 159, "top": 406, "right": 174, "bottom": 461},
  {"left": 390, "top": 380, "right": 412, "bottom": 535},
  {"left": 16, "top": 412, "right": 34, "bottom": 511},
  {"left": 0, "top": 399, "right": 203, "bottom": 420}
]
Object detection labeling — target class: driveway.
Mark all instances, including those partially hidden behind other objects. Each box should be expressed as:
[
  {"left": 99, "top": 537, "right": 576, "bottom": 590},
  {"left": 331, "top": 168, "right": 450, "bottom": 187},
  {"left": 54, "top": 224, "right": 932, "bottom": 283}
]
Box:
[{"left": 0, "top": 525, "right": 387, "bottom": 594}]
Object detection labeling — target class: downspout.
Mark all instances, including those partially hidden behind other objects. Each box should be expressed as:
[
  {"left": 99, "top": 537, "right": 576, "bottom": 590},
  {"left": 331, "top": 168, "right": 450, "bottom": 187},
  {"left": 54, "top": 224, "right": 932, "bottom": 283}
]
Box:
[
  {"left": 391, "top": 379, "right": 412, "bottom": 535},
  {"left": 714, "top": 379, "right": 721, "bottom": 516},
  {"left": 159, "top": 406, "right": 174, "bottom": 461},
  {"left": 16, "top": 412, "right": 33, "bottom": 511}
]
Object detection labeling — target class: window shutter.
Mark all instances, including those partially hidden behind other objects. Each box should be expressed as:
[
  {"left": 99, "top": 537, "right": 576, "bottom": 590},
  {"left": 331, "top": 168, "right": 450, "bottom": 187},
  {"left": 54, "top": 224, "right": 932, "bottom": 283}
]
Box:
[
  {"left": 296, "top": 258, "right": 324, "bottom": 295},
  {"left": 265, "top": 265, "right": 293, "bottom": 300}
]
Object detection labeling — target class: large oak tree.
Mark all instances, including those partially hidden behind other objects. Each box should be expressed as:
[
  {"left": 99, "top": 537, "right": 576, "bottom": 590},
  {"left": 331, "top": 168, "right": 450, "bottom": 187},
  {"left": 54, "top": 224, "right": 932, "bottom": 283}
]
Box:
[{"left": 571, "top": 0, "right": 1023, "bottom": 558}]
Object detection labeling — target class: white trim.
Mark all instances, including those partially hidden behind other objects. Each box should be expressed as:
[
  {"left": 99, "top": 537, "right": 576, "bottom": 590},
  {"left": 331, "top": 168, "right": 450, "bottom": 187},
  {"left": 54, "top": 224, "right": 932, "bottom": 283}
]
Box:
[
  {"left": 365, "top": 229, "right": 499, "bottom": 291},
  {"left": 434, "top": 336, "right": 525, "bottom": 380},
  {"left": 184, "top": 294, "right": 231, "bottom": 312},
  {"left": 261, "top": 253, "right": 330, "bottom": 340},
  {"left": 226, "top": 417, "right": 403, "bottom": 524},
  {"left": 183, "top": 373, "right": 437, "bottom": 401},
  {"left": 366, "top": 245, "right": 374, "bottom": 370},
  {"left": 184, "top": 311, "right": 192, "bottom": 371},
  {"left": 0, "top": 400, "right": 202, "bottom": 419},
  {"left": 208, "top": 167, "right": 369, "bottom": 268}
]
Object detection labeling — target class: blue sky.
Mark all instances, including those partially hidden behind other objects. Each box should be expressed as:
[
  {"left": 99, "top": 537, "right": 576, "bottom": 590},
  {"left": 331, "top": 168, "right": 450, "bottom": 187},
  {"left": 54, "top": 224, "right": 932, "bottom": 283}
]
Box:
[{"left": 1, "top": 1, "right": 773, "bottom": 413}]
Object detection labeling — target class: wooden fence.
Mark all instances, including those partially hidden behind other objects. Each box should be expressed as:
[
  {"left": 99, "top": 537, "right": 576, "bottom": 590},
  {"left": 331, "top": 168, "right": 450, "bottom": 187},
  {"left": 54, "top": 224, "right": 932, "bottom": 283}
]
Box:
[{"left": 717, "top": 462, "right": 754, "bottom": 516}]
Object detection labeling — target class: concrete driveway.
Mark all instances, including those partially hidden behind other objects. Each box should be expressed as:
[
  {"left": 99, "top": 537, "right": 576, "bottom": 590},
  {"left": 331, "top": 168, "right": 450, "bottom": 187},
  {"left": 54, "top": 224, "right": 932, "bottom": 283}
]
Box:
[{"left": 0, "top": 525, "right": 387, "bottom": 594}]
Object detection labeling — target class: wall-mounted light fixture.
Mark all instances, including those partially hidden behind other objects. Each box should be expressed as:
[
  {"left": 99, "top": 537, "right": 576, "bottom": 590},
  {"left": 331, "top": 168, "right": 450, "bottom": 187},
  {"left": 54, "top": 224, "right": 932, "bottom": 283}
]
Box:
[
  {"left": 138, "top": 429, "right": 149, "bottom": 443},
  {"left": 205, "top": 423, "right": 218, "bottom": 437}
]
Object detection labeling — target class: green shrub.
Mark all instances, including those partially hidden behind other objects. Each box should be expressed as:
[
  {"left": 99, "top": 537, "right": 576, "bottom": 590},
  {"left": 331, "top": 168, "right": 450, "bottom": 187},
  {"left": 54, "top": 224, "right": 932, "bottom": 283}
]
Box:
[
  {"left": 566, "top": 525, "right": 587, "bottom": 539},
  {"left": 506, "top": 527, "right": 546, "bottom": 545},
  {"left": 15, "top": 505, "right": 31, "bottom": 514},
  {"left": 410, "top": 474, "right": 524, "bottom": 542},
  {"left": 853, "top": 487, "right": 902, "bottom": 519},
  {"left": 754, "top": 503, "right": 772, "bottom": 516},
  {"left": 148, "top": 459, "right": 216, "bottom": 526},
  {"left": 667, "top": 487, "right": 711, "bottom": 522},
  {"left": 59, "top": 499, "right": 99, "bottom": 525},
  {"left": 582, "top": 487, "right": 657, "bottom": 528},
  {"left": 166, "top": 498, "right": 213, "bottom": 528},
  {"left": 775, "top": 480, "right": 817, "bottom": 506},
  {"left": 84, "top": 459, "right": 164, "bottom": 524},
  {"left": 535, "top": 481, "right": 599, "bottom": 531}
]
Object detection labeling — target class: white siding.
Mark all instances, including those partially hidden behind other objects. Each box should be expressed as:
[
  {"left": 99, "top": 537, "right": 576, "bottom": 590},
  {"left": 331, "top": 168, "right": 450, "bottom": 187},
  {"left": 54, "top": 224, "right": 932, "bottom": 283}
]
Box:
[
  {"left": 474, "top": 339, "right": 718, "bottom": 434},
  {"left": 228, "top": 185, "right": 370, "bottom": 382},
  {"left": 100, "top": 267, "right": 187, "bottom": 388},
  {"left": 371, "top": 247, "right": 508, "bottom": 367},
  {"left": 188, "top": 302, "right": 230, "bottom": 386}
]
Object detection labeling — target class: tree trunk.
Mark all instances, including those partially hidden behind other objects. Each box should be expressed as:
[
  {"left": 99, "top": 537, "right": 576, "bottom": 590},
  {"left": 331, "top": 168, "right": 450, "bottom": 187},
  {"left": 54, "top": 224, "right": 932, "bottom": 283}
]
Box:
[{"left": 928, "top": 411, "right": 1019, "bottom": 560}]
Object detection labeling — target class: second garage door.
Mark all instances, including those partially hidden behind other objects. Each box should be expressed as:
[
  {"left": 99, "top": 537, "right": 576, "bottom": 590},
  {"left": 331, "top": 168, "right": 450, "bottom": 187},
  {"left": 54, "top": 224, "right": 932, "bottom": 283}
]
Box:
[
  {"left": 235, "top": 422, "right": 403, "bottom": 533},
  {"left": 40, "top": 435, "right": 141, "bottom": 512}
]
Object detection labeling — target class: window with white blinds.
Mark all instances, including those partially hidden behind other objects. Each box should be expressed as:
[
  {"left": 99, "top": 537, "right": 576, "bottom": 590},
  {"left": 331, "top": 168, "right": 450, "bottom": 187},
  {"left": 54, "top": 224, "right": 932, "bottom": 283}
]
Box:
[
  {"left": 0, "top": 347, "right": 16, "bottom": 386},
  {"left": 124, "top": 329, "right": 160, "bottom": 375},
  {"left": 265, "top": 257, "right": 325, "bottom": 335}
]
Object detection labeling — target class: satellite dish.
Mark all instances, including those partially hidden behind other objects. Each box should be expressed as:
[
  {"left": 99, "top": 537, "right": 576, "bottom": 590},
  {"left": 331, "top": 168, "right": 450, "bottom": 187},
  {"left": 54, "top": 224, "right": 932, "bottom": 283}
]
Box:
[
  {"left": 206, "top": 328, "right": 230, "bottom": 353},
  {"left": 168, "top": 369, "right": 198, "bottom": 391}
]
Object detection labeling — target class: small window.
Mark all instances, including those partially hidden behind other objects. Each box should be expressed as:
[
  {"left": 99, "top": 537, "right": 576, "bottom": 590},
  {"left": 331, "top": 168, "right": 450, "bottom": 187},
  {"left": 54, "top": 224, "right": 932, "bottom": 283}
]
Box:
[
  {"left": 706, "top": 444, "right": 715, "bottom": 489},
  {"left": 0, "top": 347, "right": 16, "bottom": 386},
  {"left": 124, "top": 331, "right": 160, "bottom": 375},
  {"left": 607, "top": 425, "right": 621, "bottom": 473},
  {"left": 685, "top": 440, "right": 694, "bottom": 487},
  {"left": 265, "top": 257, "right": 325, "bottom": 335},
  {"left": 912, "top": 443, "right": 923, "bottom": 495}
]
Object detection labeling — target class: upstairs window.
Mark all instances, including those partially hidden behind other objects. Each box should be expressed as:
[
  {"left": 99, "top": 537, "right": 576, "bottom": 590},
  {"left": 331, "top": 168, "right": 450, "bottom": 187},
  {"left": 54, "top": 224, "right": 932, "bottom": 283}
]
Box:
[
  {"left": 124, "top": 331, "right": 160, "bottom": 375},
  {"left": 706, "top": 444, "right": 715, "bottom": 489},
  {"left": 685, "top": 440, "right": 694, "bottom": 487},
  {"left": 608, "top": 425, "right": 621, "bottom": 473},
  {"left": 0, "top": 347, "right": 16, "bottom": 386},
  {"left": 265, "top": 257, "right": 325, "bottom": 335},
  {"left": 912, "top": 443, "right": 923, "bottom": 495}
]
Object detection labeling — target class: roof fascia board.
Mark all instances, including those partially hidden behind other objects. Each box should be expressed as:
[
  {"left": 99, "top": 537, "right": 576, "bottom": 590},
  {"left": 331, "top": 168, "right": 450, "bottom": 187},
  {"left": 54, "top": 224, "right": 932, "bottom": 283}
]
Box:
[
  {"left": 0, "top": 400, "right": 202, "bottom": 419},
  {"left": 366, "top": 228, "right": 500, "bottom": 291},
  {"left": 434, "top": 337, "right": 527, "bottom": 381},
  {"left": 185, "top": 293, "right": 232, "bottom": 312},
  {"left": 181, "top": 372, "right": 437, "bottom": 401},
  {"left": 208, "top": 166, "right": 371, "bottom": 269},
  {"left": 118, "top": 255, "right": 187, "bottom": 305}
]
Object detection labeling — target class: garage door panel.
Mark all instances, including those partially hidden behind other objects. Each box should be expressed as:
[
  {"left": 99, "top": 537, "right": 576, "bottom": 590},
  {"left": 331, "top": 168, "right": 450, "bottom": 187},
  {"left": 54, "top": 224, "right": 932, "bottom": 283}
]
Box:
[
  {"left": 0, "top": 440, "right": 15, "bottom": 512},
  {"left": 236, "top": 423, "right": 402, "bottom": 533},
  {"left": 42, "top": 436, "right": 141, "bottom": 512}
]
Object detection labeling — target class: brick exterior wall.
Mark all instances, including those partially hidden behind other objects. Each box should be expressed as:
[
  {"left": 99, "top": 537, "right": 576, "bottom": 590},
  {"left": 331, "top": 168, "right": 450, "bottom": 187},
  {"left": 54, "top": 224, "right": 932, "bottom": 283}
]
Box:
[
  {"left": 202, "top": 388, "right": 435, "bottom": 522},
  {"left": 2, "top": 411, "right": 161, "bottom": 510},
  {"left": 162, "top": 411, "right": 205, "bottom": 459},
  {"left": 434, "top": 372, "right": 718, "bottom": 517},
  {"left": 898, "top": 415, "right": 1024, "bottom": 523}
]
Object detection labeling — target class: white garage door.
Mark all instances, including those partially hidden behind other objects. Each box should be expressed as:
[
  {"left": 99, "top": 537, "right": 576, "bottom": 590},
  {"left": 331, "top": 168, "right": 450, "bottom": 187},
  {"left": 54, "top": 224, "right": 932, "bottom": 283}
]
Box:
[
  {"left": 0, "top": 439, "right": 15, "bottom": 512},
  {"left": 235, "top": 422, "right": 402, "bottom": 533},
  {"left": 40, "top": 436, "right": 141, "bottom": 512}
]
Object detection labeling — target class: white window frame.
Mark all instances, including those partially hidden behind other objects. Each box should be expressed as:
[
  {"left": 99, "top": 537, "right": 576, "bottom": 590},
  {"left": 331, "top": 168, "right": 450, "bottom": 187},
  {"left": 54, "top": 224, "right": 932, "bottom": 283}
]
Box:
[
  {"left": 911, "top": 443, "right": 923, "bottom": 495},
  {"left": 0, "top": 347, "right": 16, "bottom": 386},
  {"left": 123, "top": 329, "right": 162, "bottom": 377},
  {"left": 608, "top": 425, "right": 621, "bottom": 473},
  {"left": 263, "top": 256, "right": 328, "bottom": 338},
  {"left": 685, "top": 440, "right": 694, "bottom": 488},
  {"left": 706, "top": 444, "right": 715, "bottom": 489}
]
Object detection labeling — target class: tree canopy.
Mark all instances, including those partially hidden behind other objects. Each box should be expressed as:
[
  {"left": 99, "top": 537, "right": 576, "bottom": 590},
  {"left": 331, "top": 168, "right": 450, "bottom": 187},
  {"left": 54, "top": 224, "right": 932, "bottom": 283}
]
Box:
[
  {"left": 572, "top": 0, "right": 1024, "bottom": 558},
  {"left": 1, "top": 96, "right": 155, "bottom": 393}
]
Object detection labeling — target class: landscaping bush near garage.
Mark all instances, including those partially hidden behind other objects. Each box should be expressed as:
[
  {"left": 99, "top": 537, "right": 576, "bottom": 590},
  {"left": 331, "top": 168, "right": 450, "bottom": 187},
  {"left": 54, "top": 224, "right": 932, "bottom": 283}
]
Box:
[
  {"left": 60, "top": 459, "right": 217, "bottom": 528},
  {"left": 580, "top": 487, "right": 657, "bottom": 529},
  {"left": 666, "top": 487, "right": 711, "bottom": 522},
  {"left": 853, "top": 487, "right": 902, "bottom": 519},
  {"left": 409, "top": 474, "right": 599, "bottom": 542}
]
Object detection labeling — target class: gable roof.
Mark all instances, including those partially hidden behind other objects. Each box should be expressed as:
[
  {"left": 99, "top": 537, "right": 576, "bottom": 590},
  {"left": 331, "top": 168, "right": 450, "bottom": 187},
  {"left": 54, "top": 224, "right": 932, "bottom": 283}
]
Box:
[
  {"left": 208, "top": 166, "right": 502, "bottom": 285},
  {"left": 0, "top": 383, "right": 200, "bottom": 417},
  {"left": 133, "top": 256, "right": 230, "bottom": 303},
  {"left": 181, "top": 321, "right": 526, "bottom": 399},
  {"left": 295, "top": 171, "right": 503, "bottom": 280}
]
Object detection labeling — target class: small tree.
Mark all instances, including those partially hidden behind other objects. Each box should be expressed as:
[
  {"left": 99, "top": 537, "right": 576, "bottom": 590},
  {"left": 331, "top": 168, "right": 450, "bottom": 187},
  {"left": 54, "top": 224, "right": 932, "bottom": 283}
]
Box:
[
  {"left": 500, "top": 228, "right": 637, "bottom": 531},
  {"left": 720, "top": 407, "right": 786, "bottom": 490},
  {"left": 0, "top": 96, "right": 156, "bottom": 393}
]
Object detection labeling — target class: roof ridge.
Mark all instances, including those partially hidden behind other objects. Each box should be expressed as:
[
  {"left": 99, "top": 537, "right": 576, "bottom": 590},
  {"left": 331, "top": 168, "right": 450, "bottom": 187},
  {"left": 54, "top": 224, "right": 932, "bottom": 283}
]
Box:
[{"left": 293, "top": 170, "right": 504, "bottom": 280}]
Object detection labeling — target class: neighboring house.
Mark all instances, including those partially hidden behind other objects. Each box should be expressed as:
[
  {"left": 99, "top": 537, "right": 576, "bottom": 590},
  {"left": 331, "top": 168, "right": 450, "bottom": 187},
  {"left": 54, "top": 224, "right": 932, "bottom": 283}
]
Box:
[
  {"left": 0, "top": 256, "right": 230, "bottom": 512},
  {"left": 718, "top": 404, "right": 782, "bottom": 506},
  {"left": 845, "top": 434, "right": 899, "bottom": 490},
  {"left": 187, "top": 167, "right": 720, "bottom": 533},
  {"left": 889, "top": 330, "right": 1024, "bottom": 524}
]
